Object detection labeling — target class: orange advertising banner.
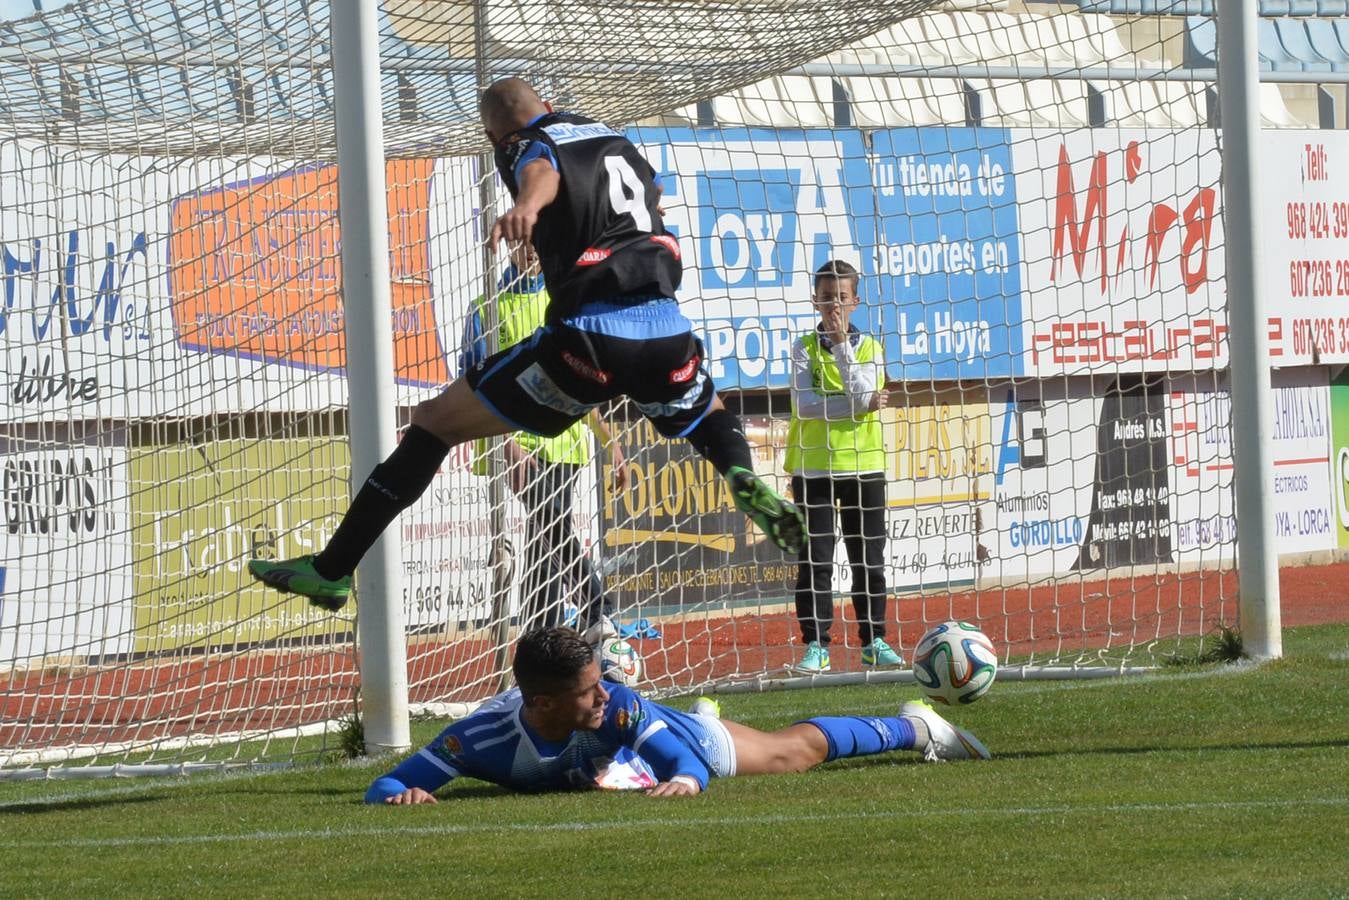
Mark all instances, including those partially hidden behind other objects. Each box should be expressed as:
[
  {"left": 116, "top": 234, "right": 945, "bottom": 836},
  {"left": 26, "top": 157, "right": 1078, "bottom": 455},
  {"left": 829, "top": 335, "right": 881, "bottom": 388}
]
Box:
[{"left": 167, "top": 159, "right": 448, "bottom": 387}]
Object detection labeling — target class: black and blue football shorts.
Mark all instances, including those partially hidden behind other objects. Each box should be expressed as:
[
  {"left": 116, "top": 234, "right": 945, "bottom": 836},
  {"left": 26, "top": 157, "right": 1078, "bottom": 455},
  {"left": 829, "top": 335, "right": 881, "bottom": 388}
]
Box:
[{"left": 463, "top": 295, "right": 715, "bottom": 439}]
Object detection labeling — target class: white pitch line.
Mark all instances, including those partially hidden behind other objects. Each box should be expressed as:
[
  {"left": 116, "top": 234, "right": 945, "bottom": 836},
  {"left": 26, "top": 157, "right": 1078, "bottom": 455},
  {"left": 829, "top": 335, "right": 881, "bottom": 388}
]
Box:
[{"left": 3, "top": 797, "right": 1346, "bottom": 851}]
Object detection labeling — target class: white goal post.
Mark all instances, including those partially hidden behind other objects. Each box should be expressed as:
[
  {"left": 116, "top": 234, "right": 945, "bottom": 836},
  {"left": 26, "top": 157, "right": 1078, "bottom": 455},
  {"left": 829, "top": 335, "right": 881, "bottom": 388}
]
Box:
[{"left": 1, "top": 0, "right": 1301, "bottom": 778}]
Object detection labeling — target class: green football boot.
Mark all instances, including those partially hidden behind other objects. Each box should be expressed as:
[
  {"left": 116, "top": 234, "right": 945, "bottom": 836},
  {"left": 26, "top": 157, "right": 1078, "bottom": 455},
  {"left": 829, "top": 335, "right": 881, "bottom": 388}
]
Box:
[
  {"left": 248, "top": 555, "right": 352, "bottom": 612},
  {"left": 726, "top": 466, "right": 805, "bottom": 555}
]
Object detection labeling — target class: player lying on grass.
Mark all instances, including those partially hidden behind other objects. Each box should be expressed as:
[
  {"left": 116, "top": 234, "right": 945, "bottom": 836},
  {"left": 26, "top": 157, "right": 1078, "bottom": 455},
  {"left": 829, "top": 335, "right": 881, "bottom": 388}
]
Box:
[{"left": 367, "top": 626, "right": 990, "bottom": 804}]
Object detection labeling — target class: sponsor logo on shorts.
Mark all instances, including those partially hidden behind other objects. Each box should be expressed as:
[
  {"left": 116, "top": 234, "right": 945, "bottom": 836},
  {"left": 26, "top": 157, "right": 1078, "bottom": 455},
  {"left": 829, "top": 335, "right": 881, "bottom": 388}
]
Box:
[
  {"left": 650, "top": 234, "right": 681, "bottom": 260},
  {"left": 517, "top": 363, "right": 592, "bottom": 416},
  {"left": 576, "top": 247, "right": 611, "bottom": 266},
  {"left": 561, "top": 350, "right": 611, "bottom": 384},
  {"left": 669, "top": 355, "right": 700, "bottom": 384}
]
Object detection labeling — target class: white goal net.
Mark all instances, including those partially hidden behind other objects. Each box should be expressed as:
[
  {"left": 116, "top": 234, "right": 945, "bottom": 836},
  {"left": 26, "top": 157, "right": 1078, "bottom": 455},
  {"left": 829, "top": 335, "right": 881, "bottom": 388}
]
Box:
[{"left": 7, "top": 0, "right": 1330, "bottom": 775}]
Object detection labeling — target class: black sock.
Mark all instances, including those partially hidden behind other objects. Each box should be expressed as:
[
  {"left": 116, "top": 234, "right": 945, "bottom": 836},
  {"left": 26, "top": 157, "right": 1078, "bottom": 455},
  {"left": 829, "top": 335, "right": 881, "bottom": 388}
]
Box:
[
  {"left": 313, "top": 424, "right": 449, "bottom": 579},
  {"left": 685, "top": 408, "right": 753, "bottom": 476}
]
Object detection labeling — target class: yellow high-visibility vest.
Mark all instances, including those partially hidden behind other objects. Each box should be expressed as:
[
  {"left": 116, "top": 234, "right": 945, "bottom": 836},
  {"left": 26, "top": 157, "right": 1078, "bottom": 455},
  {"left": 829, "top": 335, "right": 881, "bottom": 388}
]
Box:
[
  {"left": 785, "top": 331, "right": 885, "bottom": 474},
  {"left": 470, "top": 288, "right": 590, "bottom": 472}
]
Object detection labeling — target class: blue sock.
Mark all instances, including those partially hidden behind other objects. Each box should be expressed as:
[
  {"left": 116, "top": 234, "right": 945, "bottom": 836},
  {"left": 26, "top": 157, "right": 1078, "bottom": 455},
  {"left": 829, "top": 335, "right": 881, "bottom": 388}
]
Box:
[{"left": 804, "top": 716, "right": 916, "bottom": 761}]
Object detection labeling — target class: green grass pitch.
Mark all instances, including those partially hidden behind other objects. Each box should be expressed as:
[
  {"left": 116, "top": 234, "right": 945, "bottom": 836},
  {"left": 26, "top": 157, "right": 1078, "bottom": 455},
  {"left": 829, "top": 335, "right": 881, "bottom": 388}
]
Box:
[{"left": 2, "top": 623, "right": 1347, "bottom": 898}]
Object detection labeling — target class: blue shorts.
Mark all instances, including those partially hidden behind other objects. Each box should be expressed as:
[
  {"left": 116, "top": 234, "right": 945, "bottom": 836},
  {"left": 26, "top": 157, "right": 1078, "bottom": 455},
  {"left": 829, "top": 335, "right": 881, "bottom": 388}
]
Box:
[{"left": 464, "top": 296, "right": 716, "bottom": 439}]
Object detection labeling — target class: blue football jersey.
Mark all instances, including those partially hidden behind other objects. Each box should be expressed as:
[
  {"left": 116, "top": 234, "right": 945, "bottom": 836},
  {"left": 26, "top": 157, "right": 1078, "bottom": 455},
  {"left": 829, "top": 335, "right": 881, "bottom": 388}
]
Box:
[{"left": 366, "top": 684, "right": 719, "bottom": 802}]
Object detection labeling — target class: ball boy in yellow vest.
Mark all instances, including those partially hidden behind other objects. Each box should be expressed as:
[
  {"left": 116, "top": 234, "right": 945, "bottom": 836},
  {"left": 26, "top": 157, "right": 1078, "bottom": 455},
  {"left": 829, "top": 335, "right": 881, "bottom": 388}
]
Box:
[
  {"left": 784, "top": 260, "right": 902, "bottom": 673},
  {"left": 461, "top": 244, "right": 626, "bottom": 641}
]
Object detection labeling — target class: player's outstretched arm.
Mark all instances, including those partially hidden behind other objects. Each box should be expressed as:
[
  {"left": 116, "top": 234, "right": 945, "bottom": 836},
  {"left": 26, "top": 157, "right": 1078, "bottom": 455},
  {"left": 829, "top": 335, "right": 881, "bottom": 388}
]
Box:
[
  {"left": 626, "top": 717, "right": 710, "bottom": 797},
  {"left": 607, "top": 685, "right": 710, "bottom": 797},
  {"left": 365, "top": 745, "right": 460, "bottom": 805},
  {"left": 490, "top": 158, "right": 560, "bottom": 246}
]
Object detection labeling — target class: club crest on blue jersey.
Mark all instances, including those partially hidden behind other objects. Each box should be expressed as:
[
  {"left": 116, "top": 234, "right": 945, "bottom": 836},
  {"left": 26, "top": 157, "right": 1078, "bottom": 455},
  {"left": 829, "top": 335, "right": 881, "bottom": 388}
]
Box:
[
  {"left": 616, "top": 699, "right": 643, "bottom": 732},
  {"left": 431, "top": 734, "right": 463, "bottom": 765}
]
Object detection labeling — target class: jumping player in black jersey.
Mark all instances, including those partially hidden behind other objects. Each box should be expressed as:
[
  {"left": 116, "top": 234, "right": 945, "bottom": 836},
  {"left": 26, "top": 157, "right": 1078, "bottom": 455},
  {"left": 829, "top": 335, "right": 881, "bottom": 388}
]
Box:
[{"left": 249, "top": 78, "right": 805, "bottom": 608}]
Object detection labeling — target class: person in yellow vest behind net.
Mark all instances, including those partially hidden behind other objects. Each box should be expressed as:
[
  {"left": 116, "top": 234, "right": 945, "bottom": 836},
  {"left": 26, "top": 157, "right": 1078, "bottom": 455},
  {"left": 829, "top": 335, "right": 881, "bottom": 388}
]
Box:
[
  {"left": 785, "top": 260, "right": 902, "bottom": 673},
  {"left": 460, "top": 242, "right": 627, "bottom": 643}
]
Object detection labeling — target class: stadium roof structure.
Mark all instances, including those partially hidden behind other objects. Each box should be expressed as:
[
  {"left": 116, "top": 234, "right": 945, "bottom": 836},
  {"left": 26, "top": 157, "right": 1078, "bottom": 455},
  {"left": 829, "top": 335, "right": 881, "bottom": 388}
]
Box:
[{"left": 0, "top": 0, "right": 938, "bottom": 157}]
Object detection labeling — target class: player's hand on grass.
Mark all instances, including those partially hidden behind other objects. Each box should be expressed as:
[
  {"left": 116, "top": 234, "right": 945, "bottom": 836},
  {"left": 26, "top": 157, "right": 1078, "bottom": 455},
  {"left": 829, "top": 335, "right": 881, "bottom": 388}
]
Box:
[
  {"left": 646, "top": 778, "right": 700, "bottom": 798},
  {"left": 384, "top": 787, "right": 438, "bottom": 805}
]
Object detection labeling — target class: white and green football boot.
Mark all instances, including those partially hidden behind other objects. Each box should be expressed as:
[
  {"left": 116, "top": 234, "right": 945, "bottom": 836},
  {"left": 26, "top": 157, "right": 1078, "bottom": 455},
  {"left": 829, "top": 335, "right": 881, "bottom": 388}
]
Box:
[{"left": 900, "top": 699, "right": 991, "bottom": 761}]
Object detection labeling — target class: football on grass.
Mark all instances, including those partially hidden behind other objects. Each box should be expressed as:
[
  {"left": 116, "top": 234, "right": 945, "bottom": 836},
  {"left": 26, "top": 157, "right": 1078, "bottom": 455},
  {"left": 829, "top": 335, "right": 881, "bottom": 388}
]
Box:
[
  {"left": 598, "top": 638, "right": 643, "bottom": 686},
  {"left": 912, "top": 621, "right": 998, "bottom": 705}
]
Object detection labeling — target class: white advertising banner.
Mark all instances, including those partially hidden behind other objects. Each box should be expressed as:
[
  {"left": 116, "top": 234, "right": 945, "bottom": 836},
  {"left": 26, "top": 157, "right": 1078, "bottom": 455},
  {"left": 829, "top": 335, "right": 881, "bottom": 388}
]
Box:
[
  {"left": 1260, "top": 132, "right": 1349, "bottom": 364},
  {"left": 982, "top": 379, "right": 1102, "bottom": 581},
  {"left": 1169, "top": 368, "right": 1333, "bottom": 562},
  {"left": 1, "top": 142, "right": 477, "bottom": 421},
  {"left": 1014, "top": 130, "right": 1227, "bottom": 376},
  {"left": 398, "top": 438, "right": 602, "bottom": 628},
  {"left": 0, "top": 444, "right": 133, "bottom": 665}
]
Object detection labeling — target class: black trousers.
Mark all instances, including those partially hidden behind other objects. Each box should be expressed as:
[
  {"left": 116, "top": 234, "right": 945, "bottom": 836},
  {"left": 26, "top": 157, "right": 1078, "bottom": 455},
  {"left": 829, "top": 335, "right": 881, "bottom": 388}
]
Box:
[
  {"left": 516, "top": 460, "right": 614, "bottom": 633},
  {"left": 791, "top": 472, "right": 889, "bottom": 646}
]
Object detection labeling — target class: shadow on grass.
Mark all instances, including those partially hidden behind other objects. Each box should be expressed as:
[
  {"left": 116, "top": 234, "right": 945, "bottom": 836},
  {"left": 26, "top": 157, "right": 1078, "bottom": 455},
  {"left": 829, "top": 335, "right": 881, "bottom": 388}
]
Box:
[
  {"left": 335, "top": 782, "right": 520, "bottom": 805},
  {"left": 0, "top": 793, "right": 161, "bottom": 815},
  {"left": 215, "top": 783, "right": 354, "bottom": 800},
  {"left": 0, "top": 775, "right": 522, "bottom": 815},
  {"left": 398, "top": 782, "right": 522, "bottom": 802},
  {"left": 0, "top": 776, "right": 358, "bottom": 814},
  {"left": 803, "top": 736, "right": 1349, "bottom": 776}
]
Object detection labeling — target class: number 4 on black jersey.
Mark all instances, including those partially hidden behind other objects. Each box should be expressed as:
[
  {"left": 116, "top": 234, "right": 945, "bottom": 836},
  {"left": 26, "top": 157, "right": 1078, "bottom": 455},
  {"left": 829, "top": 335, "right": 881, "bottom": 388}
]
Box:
[{"left": 493, "top": 112, "right": 683, "bottom": 319}]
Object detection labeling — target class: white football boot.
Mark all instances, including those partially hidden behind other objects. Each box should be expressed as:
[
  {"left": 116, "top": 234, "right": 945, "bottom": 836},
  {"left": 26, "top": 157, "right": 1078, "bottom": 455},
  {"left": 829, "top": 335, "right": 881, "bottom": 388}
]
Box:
[{"left": 900, "top": 699, "right": 991, "bottom": 762}]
